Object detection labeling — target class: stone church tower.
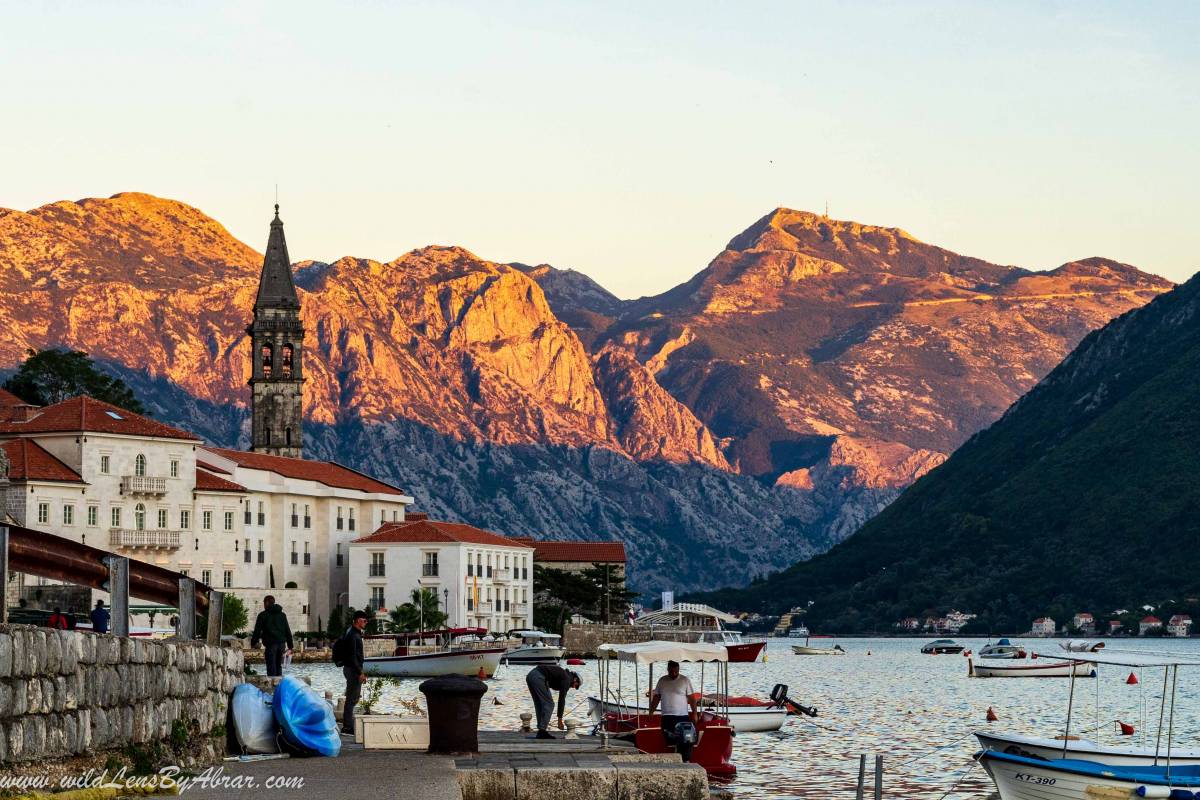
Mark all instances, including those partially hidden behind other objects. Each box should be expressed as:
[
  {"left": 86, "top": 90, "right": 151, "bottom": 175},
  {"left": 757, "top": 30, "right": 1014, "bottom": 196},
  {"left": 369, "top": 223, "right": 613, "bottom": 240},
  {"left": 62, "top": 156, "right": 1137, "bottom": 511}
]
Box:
[{"left": 247, "top": 204, "right": 304, "bottom": 458}]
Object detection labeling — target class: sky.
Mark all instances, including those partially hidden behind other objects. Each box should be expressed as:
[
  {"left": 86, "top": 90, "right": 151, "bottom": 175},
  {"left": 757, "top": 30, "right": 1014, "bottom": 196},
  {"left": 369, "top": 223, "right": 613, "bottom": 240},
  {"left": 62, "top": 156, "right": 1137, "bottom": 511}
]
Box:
[{"left": 3, "top": 1, "right": 1198, "bottom": 298}]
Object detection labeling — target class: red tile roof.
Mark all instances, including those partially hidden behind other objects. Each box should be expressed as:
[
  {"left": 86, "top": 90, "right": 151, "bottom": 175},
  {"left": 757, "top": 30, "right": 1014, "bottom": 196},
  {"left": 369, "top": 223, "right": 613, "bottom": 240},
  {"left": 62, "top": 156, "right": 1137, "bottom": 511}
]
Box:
[
  {"left": 1142, "top": 616, "right": 1162, "bottom": 624},
  {"left": 1, "top": 439, "right": 84, "bottom": 483},
  {"left": 204, "top": 447, "right": 407, "bottom": 496},
  {"left": 510, "top": 537, "right": 627, "bottom": 563},
  {"left": 354, "top": 519, "right": 534, "bottom": 549},
  {"left": 0, "top": 387, "right": 28, "bottom": 407},
  {"left": 196, "top": 459, "right": 232, "bottom": 475},
  {"left": 196, "top": 467, "right": 247, "bottom": 493},
  {"left": 0, "top": 396, "right": 200, "bottom": 440}
]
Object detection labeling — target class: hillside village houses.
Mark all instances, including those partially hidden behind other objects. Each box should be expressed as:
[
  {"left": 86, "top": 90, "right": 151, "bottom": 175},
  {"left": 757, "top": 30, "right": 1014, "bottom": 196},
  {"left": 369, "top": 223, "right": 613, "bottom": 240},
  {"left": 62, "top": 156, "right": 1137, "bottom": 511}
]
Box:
[
  {"left": 0, "top": 205, "right": 606, "bottom": 634},
  {"left": 1140, "top": 615, "right": 1164, "bottom": 636},
  {"left": 1168, "top": 615, "right": 1193, "bottom": 637},
  {"left": 1072, "top": 612, "right": 1096, "bottom": 634},
  {"left": 1031, "top": 617, "right": 1056, "bottom": 637}
]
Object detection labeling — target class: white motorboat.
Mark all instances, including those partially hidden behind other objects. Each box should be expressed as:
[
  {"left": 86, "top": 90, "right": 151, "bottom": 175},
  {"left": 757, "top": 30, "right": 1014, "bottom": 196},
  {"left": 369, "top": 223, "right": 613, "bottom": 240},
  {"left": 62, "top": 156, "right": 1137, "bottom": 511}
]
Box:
[
  {"left": 978, "top": 638, "right": 1025, "bottom": 659},
  {"left": 787, "top": 626, "right": 810, "bottom": 638},
  {"left": 921, "top": 638, "right": 965, "bottom": 654},
  {"left": 1059, "top": 639, "right": 1105, "bottom": 653},
  {"left": 587, "top": 695, "right": 787, "bottom": 734},
  {"left": 975, "top": 730, "right": 1200, "bottom": 767},
  {"left": 979, "top": 749, "right": 1200, "bottom": 800},
  {"left": 969, "top": 657, "right": 1094, "bottom": 678},
  {"left": 363, "top": 627, "right": 505, "bottom": 678},
  {"left": 502, "top": 630, "right": 565, "bottom": 665}
]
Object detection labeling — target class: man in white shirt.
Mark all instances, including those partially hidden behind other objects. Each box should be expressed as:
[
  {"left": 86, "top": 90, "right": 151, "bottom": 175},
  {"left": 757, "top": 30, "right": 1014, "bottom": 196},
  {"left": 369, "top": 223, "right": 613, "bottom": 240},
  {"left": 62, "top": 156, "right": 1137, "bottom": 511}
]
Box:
[{"left": 647, "top": 660, "right": 699, "bottom": 761}]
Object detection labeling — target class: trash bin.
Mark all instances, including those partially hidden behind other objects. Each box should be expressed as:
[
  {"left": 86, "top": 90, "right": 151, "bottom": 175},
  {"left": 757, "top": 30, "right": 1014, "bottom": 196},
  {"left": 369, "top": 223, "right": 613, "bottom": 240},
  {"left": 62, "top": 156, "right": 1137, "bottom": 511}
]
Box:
[{"left": 419, "top": 675, "right": 488, "bottom": 753}]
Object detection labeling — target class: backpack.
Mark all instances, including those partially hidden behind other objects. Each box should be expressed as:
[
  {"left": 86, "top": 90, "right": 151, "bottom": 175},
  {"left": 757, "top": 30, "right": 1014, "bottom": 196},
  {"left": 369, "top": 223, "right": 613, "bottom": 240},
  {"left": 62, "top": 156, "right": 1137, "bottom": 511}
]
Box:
[{"left": 331, "top": 629, "right": 351, "bottom": 667}]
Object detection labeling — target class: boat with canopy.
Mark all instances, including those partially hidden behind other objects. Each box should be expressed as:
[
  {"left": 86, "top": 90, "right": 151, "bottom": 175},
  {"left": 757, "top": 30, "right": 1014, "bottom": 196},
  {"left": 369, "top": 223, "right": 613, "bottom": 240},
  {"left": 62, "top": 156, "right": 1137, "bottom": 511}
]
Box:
[
  {"left": 592, "top": 640, "right": 737, "bottom": 780},
  {"left": 978, "top": 650, "right": 1200, "bottom": 799},
  {"left": 363, "top": 627, "right": 505, "bottom": 677},
  {"left": 633, "top": 603, "right": 766, "bottom": 663},
  {"left": 501, "top": 630, "right": 565, "bottom": 665}
]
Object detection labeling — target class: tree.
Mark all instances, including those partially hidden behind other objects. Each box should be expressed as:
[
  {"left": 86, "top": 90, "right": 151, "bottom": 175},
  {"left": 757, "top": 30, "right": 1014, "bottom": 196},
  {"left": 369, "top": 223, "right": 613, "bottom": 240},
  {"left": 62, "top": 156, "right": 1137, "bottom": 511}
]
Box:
[
  {"left": 326, "top": 605, "right": 346, "bottom": 638},
  {"left": 581, "top": 563, "right": 638, "bottom": 624},
  {"left": 222, "top": 594, "right": 249, "bottom": 636},
  {"left": 534, "top": 565, "right": 604, "bottom": 634},
  {"left": 4, "top": 348, "right": 146, "bottom": 413},
  {"left": 387, "top": 588, "right": 448, "bottom": 633}
]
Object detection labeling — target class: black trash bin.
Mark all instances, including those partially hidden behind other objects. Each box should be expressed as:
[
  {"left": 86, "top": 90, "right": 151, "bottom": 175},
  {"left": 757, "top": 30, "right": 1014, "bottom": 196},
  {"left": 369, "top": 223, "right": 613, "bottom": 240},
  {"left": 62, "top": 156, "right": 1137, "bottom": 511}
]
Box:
[{"left": 419, "top": 675, "right": 488, "bottom": 753}]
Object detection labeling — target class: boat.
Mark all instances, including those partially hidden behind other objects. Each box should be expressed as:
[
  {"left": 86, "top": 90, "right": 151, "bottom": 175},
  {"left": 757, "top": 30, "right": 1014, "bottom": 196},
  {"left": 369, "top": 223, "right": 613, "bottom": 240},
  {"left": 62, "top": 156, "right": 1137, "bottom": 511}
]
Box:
[
  {"left": 969, "top": 657, "right": 1094, "bottom": 678},
  {"left": 1059, "top": 639, "right": 1105, "bottom": 653},
  {"left": 363, "top": 627, "right": 506, "bottom": 678},
  {"left": 975, "top": 731, "right": 1200, "bottom": 767},
  {"left": 594, "top": 640, "right": 737, "bottom": 780},
  {"left": 787, "top": 626, "right": 810, "bottom": 638},
  {"left": 791, "top": 635, "right": 846, "bottom": 656},
  {"left": 979, "top": 639, "right": 1026, "bottom": 659},
  {"left": 501, "top": 630, "right": 565, "bottom": 665},
  {"left": 979, "top": 750, "right": 1200, "bottom": 800},
  {"left": 588, "top": 690, "right": 789, "bottom": 733},
  {"left": 921, "top": 639, "right": 965, "bottom": 654},
  {"left": 633, "top": 603, "right": 765, "bottom": 663}
]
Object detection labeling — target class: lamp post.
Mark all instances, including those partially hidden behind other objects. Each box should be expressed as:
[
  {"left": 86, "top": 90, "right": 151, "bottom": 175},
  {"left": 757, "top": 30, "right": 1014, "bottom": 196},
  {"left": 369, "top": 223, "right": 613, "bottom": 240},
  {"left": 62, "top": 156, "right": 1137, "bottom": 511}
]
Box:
[{"left": 443, "top": 588, "right": 450, "bottom": 628}]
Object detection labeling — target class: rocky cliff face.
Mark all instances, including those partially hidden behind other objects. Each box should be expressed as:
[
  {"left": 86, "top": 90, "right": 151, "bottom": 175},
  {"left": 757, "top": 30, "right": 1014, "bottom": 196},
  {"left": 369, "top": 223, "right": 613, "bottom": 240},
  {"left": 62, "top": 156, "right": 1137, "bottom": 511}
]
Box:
[{"left": 0, "top": 194, "right": 1171, "bottom": 592}]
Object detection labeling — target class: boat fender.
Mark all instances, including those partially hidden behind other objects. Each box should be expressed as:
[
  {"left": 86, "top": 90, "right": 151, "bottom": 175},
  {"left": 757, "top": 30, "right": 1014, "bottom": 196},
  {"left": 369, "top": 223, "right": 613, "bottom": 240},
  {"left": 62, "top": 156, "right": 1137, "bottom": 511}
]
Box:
[
  {"left": 1128, "top": 672, "right": 1140, "bottom": 685},
  {"left": 986, "top": 707, "right": 998, "bottom": 723},
  {"left": 1135, "top": 786, "right": 1173, "bottom": 798},
  {"left": 477, "top": 667, "right": 487, "bottom": 679},
  {"left": 566, "top": 658, "right": 585, "bottom": 666},
  {"left": 1119, "top": 721, "right": 1135, "bottom": 736}
]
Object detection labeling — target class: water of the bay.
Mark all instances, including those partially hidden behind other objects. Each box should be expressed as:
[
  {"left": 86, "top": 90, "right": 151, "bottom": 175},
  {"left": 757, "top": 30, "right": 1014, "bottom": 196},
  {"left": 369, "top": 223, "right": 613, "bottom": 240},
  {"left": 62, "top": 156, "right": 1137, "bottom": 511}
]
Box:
[{"left": 278, "top": 637, "right": 1200, "bottom": 798}]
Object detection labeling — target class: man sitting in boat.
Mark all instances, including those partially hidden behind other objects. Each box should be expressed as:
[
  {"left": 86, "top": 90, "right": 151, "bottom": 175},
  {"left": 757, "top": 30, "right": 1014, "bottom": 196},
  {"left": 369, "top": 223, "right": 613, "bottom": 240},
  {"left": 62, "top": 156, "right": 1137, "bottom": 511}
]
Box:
[
  {"left": 525, "top": 665, "right": 582, "bottom": 740},
  {"left": 648, "top": 660, "right": 700, "bottom": 762}
]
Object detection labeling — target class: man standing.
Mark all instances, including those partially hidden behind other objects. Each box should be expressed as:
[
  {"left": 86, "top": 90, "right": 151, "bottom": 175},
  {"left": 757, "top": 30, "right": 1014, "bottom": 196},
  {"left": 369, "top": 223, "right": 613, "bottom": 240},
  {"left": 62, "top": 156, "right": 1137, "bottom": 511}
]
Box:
[
  {"left": 250, "top": 596, "right": 294, "bottom": 677},
  {"left": 525, "top": 665, "right": 581, "bottom": 740},
  {"left": 340, "top": 610, "right": 368, "bottom": 736},
  {"left": 89, "top": 600, "right": 110, "bottom": 634},
  {"left": 648, "top": 660, "right": 699, "bottom": 762}
]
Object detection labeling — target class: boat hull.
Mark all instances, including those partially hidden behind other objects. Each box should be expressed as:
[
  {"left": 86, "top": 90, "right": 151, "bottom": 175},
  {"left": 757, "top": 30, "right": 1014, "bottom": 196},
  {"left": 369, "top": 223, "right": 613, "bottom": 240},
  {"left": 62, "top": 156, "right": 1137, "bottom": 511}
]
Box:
[
  {"left": 791, "top": 645, "right": 844, "bottom": 655},
  {"left": 970, "top": 659, "right": 1095, "bottom": 678},
  {"left": 725, "top": 641, "right": 766, "bottom": 663},
  {"left": 979, "top": 647, "right": 1025, "bottom": 659},
  {"left": 600, "top": 711, "right": 736, "bottom": 780},
  {"left": 975, "top": 731, "right": 1200, "bottom": 767},
  {"left": 501, "top": 645, "right": 565, "bottom": 665},
  {"left": 363, "top": 648, "right": 505, "bottom": 678},
  {"left": 588, "top": 697, "right": 786, "bottom": 734},
  {"left": 980, "top": 750, "right": 1200, "bottom": 800}
]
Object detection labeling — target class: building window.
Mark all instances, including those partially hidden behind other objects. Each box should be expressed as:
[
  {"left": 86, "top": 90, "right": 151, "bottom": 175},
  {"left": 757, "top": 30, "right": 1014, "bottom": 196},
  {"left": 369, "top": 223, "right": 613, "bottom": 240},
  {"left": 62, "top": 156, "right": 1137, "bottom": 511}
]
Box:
[
  {"left": 99, "top": 455, "right": 110, "bottom": 474},
  {"left": 261, "top": 343, "right": 273, "bottom": 377},
  {"left": 467, "top": 597, "right": 474, "bottom": 611},
  {"left": 134, "top": 503, "right": 146, "bottom": 531},
  {"left": 202, "top": 510, "right": 213, "bottom": 530},
  {"left": 62, "top": 504, "right": 74, "bottom": 525},
  {"left": 111, "top": 507, "right": 122, "bottom": 528},
  {"left": 303, "top": 541, "right": 311, "bottom": 566},
  {"left": 170, "top": 459, "right": 179, "bottom": 478},
  {"left": 380, "top": 508, "right": 386, "bottom": 525},
  {"left": 180, "top": 569, "right": 189, "bottom": 578},
  {"left": 223, "top": 570, "right": 232, "bottom": 589},
  {"left": 257, "top": 539, "right": 264, "bottom": 563},
  {"left": 36, "top": 503, "right": 49, "bottom": 524},
  {"left": 291, "top": 503, "right": 298, "bottom": 528},
  {"left": 201, "top": 569, "right": 211, "bottom": 586},
  {"left": 244, "top": 508, "right": 252, "bottom": 524},
  {"left": 257, "top": 501, "right": 265, "bottom": 526},
  {"left": 281, "top": 344, "right": 294, "bottom": 378},
  {"left": 423, "top": 552, "right": 438, "bottom": 578},
  {"left": 87, "top": 506, "right": 98, "bottom": 527},
  {"left": 290, "top": 541, "right": 297, "bottom": 565},
  {"left": 467, "top": 561, "right": 474, "bottom": 577},
  {"left": 155, "top": 509, "right": 166, "bottom": 529},
  {"left": 224, "top": 511, "right": 234, "bottom": 531},
  {"left": 134, "top": 454, "right": 147, "bottom": 477},
  {"left": 303, "top": 504, "right": 310, "bottom": 528},
  {"left": 336, "top": 543, "right": 343, "bottom": 567},
  {"left": 348, "top": 508, "right": 356, "bottom": 531},
  {"left": 180, "top": 509, "right": 191, "bottom": 530},
  {"left": 336, "top": 506, "right": 343, "bottom": 530},
  {"left": 243, "top": 538, "right": 252, "bottom": 563},
  {"left": 369, "top": 586, "right": 385, "bottom": 611},
  {"left": 369, "top": 552, "right": 385, "bottom": 578}
]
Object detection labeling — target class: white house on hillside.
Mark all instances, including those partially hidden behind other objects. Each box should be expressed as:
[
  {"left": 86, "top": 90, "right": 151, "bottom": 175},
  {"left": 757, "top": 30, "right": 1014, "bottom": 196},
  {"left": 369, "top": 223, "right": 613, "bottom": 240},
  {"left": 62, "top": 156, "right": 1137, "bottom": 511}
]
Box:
[
  {"left": 349, "top": 516, "right": 534, "bottom": 632},
  {"left": 1031, "top": 617, "right": 1056, "bottom": 637}
]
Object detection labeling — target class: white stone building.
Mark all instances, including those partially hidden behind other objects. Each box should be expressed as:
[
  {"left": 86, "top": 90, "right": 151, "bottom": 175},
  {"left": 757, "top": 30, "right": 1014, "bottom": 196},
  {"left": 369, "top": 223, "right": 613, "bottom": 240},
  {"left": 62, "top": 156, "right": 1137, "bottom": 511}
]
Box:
[
  {"left": 1168, "top": 615, "right": 1192, "bottom": 637},
  {"left": 349, "top": 516, "right": 534, "bottom": 633},
  {"left": 1031, "top": 617, "right": 1056, "bottom": 637}
]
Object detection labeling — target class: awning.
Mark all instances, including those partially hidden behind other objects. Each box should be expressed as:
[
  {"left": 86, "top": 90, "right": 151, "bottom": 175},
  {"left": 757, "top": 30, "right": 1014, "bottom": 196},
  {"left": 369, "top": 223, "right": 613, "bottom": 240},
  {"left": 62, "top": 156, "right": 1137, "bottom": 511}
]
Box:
[
  {"left": 511, "top": 630, "right": 561, "bottom": 640},
  {"left": 597, "top": 640, "right": 728, "bottom": 664},
  {"left": 1045, "top": 649, "right": 1200, "bottom": 668}
]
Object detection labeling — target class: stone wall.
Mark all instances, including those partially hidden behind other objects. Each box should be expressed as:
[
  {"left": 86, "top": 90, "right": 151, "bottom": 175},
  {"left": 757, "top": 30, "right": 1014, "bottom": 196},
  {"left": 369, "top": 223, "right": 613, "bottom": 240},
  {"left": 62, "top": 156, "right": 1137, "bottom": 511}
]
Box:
[
  {"left": 562, "top": 624, "right": 714, "bottom": 657},
  {"left": 0, "top": 625, "right": 243, "bottom": 766}
]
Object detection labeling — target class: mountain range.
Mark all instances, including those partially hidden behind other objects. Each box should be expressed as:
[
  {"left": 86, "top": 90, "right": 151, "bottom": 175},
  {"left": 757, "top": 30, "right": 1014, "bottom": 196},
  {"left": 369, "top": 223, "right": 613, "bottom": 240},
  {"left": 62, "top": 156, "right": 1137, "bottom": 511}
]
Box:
[
  {"left": 0, "top": 193, "right": 1171, "bottom": 592},
  {"left": 696, "top": 267, "right": 1200, "bottom": 632}
]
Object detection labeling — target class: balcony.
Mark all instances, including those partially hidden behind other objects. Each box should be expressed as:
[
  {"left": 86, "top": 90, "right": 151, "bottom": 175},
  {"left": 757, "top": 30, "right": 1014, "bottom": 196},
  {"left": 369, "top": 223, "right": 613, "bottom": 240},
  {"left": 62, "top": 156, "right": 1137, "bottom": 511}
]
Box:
[
  {"left": 476, "top": 602, "right": 494, "bottom": 614},
  {"left": 513, "top": 603, "right": 529, "bottom": 615},
  {"left": 109, "top": 529, "right": 179, "bottom": 550},
  {"left": 422, "top": 564, "right": 439, "bottom": 578},
  {"left": 121, "top": 476, "right": 167, "bottom": 495},
  {"left": 492, "top": 569, "right": 512, "bottom": 583}
]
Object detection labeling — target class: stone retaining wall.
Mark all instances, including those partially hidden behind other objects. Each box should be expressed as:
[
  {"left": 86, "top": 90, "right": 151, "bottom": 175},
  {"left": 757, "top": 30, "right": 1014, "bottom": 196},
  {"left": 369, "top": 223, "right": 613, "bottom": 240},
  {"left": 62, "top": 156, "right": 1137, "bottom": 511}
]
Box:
[
  {"left": 0, "top": 624, "right": 243, "bottom": 766},
  {"left": 562, "top": 624, "right": 714, "bottom": 657}
]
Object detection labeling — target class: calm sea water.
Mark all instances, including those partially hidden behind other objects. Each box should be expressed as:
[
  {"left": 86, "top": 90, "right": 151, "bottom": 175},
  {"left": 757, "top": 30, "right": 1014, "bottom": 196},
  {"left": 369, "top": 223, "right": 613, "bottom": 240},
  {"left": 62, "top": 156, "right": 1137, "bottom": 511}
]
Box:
[{"left": 279, "top": 637, "right": 1200, "bottom": 798}]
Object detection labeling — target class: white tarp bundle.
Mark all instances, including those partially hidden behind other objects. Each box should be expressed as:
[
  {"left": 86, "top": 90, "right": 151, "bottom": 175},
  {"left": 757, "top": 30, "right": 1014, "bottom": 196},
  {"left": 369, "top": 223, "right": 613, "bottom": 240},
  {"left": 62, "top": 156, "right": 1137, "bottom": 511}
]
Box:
[
  {"left": 231, "top": 683, "right": 280, "bottom": 754},
  {"left": 597, "top": 640, "right": 728, "bottom": 664}
]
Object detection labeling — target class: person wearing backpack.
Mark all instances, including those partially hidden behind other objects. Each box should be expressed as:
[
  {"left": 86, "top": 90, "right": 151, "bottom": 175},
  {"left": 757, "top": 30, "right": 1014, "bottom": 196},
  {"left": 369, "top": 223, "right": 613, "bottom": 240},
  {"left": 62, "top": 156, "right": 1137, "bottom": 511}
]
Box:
[{"left": 334, "top": 610, "right": 368, "bottom": 736}]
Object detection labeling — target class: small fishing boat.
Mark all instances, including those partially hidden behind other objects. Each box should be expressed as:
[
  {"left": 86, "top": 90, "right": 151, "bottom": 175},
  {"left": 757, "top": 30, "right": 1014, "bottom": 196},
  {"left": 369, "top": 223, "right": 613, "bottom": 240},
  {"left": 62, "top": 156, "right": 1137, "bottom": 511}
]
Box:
[
  {"left": 792, "top": 634, "right": 845, "bottom": 655},
  {"left": 594, "top": 641, "right": 737, "bottom": 780},
  {"left": 921, "top": 639, "right": 965, "bottom": 654},
  {"left": 589, "top": 689, "right": 792, "bottom": 734},
  {"left": 501, "top": 630, "right": 565, "bottom": 665},
  {"left": 969, "top": 657, "right": 1094, "bottom": 678},
  {"left": 363, "top": 628, "right": 505, "bottom": 678},
  {"left": 979, "top": 750, "right": 1200, "bottom": 800},
  {"left": 698, "top": 629, "right": 767, "bottom": 663},
  {"left": 975, "top": 731, "right": 1200, "bottom": 767},
  {"left": 978, "top": 639, "right": 1025, "bottom": 659}
]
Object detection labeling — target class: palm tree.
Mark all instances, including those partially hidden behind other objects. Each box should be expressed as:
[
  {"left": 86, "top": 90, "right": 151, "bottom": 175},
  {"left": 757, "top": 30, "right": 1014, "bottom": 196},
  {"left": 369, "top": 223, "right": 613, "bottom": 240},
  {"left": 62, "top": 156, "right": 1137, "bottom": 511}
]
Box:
[{"left": 387, "top": 588, "right": 447, "bottom": 633}]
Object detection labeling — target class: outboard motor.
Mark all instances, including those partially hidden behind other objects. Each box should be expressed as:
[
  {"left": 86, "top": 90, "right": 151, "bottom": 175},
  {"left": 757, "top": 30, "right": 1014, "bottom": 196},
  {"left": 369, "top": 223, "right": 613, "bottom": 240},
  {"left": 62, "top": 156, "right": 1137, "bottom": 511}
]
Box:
[
  {"left": 771, "top": 683, "right": 818, "bottom": 718},
  {"left": 668, "top": 720, "right": 698, "bottom": 762}
]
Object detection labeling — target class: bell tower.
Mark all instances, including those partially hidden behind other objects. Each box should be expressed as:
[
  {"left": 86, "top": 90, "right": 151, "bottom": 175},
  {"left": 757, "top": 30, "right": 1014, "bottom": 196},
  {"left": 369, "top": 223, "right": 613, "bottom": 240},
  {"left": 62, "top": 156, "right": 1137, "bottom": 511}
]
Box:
[{"left": 248, "top": 204, "right": 304, "bottom": 458}]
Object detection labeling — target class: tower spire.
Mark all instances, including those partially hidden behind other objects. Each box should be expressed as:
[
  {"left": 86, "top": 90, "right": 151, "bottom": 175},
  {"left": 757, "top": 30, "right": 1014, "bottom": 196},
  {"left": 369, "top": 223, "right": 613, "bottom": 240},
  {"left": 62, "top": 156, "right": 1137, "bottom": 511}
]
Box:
[{"left": 254, "top": 204, "right": 299, "bottom": 310}]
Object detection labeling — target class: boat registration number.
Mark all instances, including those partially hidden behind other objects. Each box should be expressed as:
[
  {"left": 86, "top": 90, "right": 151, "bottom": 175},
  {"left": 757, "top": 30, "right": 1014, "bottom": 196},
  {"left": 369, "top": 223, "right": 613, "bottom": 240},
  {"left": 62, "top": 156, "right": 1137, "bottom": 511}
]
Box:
[{"left": 1014, "top": 773, "right": 1056, "bottom": 786}]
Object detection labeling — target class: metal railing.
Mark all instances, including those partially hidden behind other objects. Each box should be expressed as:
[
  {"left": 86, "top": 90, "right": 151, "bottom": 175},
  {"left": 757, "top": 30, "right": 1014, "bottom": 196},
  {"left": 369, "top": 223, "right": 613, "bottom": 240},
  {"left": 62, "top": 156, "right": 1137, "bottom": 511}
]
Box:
[
  {"left": 476, "top": 602, "right": 494, "bottom": 613},
  {"left": 492, "top": 568, "right": 512, "bottom": 583},
  {"left": 121, "top": 476, "right": 167, "bottom": 495},
  {"left": 109, "top": 529, "right": 180, "bottom": 549},
  {"left": 513, "top": 603, "right": 529, "bottom": 615}
]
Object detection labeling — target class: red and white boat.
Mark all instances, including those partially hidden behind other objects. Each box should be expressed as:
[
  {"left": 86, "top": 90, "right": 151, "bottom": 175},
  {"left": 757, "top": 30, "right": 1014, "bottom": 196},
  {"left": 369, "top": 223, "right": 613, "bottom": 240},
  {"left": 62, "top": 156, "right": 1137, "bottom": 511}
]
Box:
[
  {"left": 968, "top": 656, "right": 1095, "bottom": 678},
  {"left": 363, "top": 628, "right": 505, "bottom": 678},
  {"left": 594, "top": 641, "right": 737, "bottom": 780},
  {"left": 634, "top": 603, "right": 766, "bottom": 663}
]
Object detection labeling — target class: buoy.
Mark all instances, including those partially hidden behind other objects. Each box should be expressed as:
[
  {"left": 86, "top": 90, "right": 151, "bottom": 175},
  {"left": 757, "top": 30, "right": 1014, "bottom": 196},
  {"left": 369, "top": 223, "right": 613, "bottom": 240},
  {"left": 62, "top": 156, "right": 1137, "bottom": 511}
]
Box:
[
  {"left": 1119, "top": 721, "right": 1136, "bottom": 736},
  {"left": 986, "top": 707, "right": 998, "bottom": 723},
  {"left": 478, "top": 667, "right": 488, "bottom": 679},
  {"left": 1032, "top": 652, "right": 1038, "bottom": 660},
  {"left": 1127, "top": 672, "right": 1139, "bottom": 685},
  {"left": 866, "top": 651, "right": 871, "bottom": 656},
  {"left": 763, "top": 653, "right": 769, "bottom": 662},
  {"left": 566, "top": 658, "right": 585, "bottom": 666},
  {"left": 493, "top": 697, "right": 503, "bottom": 705}
]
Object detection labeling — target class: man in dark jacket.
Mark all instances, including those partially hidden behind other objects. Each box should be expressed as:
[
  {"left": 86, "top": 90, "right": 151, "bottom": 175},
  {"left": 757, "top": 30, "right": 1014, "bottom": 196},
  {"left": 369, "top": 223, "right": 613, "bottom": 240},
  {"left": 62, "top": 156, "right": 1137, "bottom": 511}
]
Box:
[
  {"left": 525, "top": 665, "right": 581, "bottom": 739},
  {"left": 250, "top": 596, "right": 294, "bottom": 677},
  {"left": 341, "top": 610, "right": 368, "bottom": 735},
  {"left": 89, "top": 600, "right": 110, "bottom": 634}
]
